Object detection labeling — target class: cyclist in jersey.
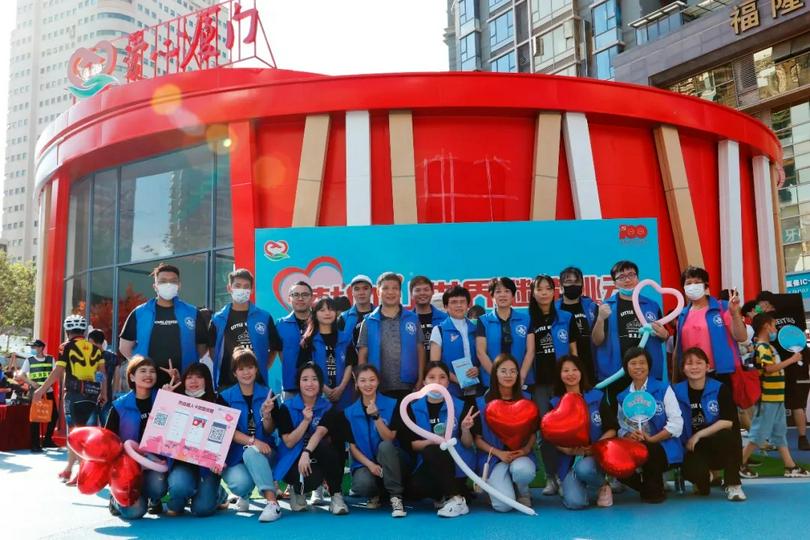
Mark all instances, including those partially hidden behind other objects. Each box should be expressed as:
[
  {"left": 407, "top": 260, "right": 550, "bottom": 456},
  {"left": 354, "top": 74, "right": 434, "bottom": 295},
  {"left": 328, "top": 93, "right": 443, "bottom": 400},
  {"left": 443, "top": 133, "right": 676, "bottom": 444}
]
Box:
[{"left": 34, "top": 314, "right": 107, "bottom": 484}]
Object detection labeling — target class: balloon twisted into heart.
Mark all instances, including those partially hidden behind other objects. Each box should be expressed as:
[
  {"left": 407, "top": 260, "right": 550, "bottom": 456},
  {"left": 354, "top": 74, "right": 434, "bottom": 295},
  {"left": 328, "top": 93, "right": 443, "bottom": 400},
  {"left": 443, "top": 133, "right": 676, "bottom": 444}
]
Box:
[
  {"left": 67, "top": 427, "right": 168, "bottom": 507},
  {"left": 399, "top": 384, "right": 536, "bottom": 516},
  {"left": 596, "top": 279, "right": 685, "bottom": 390}
]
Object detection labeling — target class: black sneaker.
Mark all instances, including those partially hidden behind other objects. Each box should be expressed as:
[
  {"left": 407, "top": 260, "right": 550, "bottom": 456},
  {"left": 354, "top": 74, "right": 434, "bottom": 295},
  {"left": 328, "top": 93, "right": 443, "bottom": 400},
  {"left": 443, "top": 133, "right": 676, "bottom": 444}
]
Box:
[
  {"left": 109, "top": 497, "right": 121, "bottom": 516},
  {"left": 42, "top": 438, "right": 58, "bottom": 448},
  {"left": 739, "top": 465, "right": 759, "bottom": 479},
  {"left": 148, "top": 500, "right": 164, "bottom": 515}
]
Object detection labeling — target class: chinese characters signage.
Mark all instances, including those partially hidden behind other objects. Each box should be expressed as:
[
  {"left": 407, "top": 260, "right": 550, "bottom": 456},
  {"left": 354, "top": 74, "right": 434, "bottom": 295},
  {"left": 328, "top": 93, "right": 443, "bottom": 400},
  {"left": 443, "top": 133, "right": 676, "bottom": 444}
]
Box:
[
  {"left": 67, "top": 0, "right": 274, "bottom": 100},
  {"left": 731, "top": 0, "right": 806, "bottom": 35}
]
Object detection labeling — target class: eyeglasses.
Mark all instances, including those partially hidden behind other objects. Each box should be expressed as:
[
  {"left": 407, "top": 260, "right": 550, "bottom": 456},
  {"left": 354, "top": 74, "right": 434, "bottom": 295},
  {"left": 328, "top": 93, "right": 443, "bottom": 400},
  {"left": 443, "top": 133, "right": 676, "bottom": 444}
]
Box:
[
  {"left": 290, "top": 292, "right": 312, "bottom": 299},
  {"left": 496, "top": 369, "right": 518, "bottom": 376},
  {"left": 614, "top": 272, "right": 638, "bottom": 283}
]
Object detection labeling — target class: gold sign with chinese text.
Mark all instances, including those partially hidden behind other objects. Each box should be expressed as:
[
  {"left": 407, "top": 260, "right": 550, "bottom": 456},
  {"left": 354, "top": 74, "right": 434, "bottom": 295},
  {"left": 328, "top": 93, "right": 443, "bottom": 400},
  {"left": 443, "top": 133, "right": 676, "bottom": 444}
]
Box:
[{"left": 731, "top": 0, "right": 807, "bottom": 35}]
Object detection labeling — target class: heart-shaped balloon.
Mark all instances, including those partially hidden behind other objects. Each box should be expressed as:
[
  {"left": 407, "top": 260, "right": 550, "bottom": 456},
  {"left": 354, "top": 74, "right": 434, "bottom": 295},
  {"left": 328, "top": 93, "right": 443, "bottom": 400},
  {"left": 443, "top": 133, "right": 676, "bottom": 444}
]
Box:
[
  {"left": 68, "top": 426, "right": 123, "bottom": 462},
  {"left": 541, "top": 393, "right": 589, "bottom": 447},
  {"left": 485, "top": 399, "right": 539, "bottom": 450},
  {"left": 398, "top": 383, "right": 456, "bottom": 446},
  {"left": 109, "top": 453, "right": 143, "bottom": 507},
  {"left": 632, "top": 279, "right": 685, "bottom": 328},
  {"left": 77, "top": 459, "right": 112, "bottom": 495},
  {"left": 592, "top": 438, "right": 649, "bottom": 479}
]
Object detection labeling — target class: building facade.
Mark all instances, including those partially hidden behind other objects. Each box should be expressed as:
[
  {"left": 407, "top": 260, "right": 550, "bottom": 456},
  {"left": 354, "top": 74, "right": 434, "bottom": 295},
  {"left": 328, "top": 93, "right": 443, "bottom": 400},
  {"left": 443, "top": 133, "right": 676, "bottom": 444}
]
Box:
[{"left": 1, "top": 0, "right": 218, "bottom": 263}]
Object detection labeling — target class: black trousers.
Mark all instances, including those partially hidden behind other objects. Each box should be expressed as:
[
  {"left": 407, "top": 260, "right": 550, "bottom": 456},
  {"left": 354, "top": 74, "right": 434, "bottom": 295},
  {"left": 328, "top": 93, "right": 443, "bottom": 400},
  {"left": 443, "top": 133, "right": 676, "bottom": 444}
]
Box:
[
  {"left": 683, "top": 429, "right": 741, "bottom": 492},
  {"left": 621, "top": 441, "right": 669, "bottom": 501},
  {"left": 284, "top": 440, "right": 344, "bottom": 496},
  {"left": 30, "top": 395, "right": 58, "bottom": 449},
  {"left": 406, "top": 445, "right": 465, "bottom": 501},
  {"left": 604, "top": 374, "right": 632, "bottom": 405}
]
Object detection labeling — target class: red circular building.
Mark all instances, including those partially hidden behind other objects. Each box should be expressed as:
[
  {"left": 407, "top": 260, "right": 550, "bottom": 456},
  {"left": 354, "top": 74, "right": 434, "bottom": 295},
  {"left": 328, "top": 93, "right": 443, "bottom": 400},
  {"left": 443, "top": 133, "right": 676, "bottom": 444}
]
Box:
[{"left": 33, "top": 68, "right": 783, "bottom": 351}]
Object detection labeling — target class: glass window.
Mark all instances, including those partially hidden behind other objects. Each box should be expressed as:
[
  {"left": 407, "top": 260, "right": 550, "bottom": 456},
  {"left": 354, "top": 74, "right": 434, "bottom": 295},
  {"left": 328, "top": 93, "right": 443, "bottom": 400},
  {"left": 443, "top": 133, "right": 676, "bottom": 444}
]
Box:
[
  {"left": 215, "top": 151, "right": 232, "bottom": 247},
  {"left": 64, "top": 275, "right": 87, "bottom": 321},
  {"left": 89, "top": 268, "right": 114, "bottom": 344},
  {"left": 212, "top": 249, "right": 235, "bottom": 312},
  {"left": 489, "top": 10, "right": 514, "bottom": 50},
  {"left": 636, "top": 11, "right": 683, "bottom": 46},
  {"left": 535, "top": 22, "right": 575, "bottom": 70},
  {"left": 592, "top": 0, "right": 620, "bottom": 51},
  {"left": 491, "top": 51, "right": 517, "bottom": 72},
  {"left": 531, "top": 0, "right": 572, "bottom": 27},
  {"left": 784, "top": 243, "right": 804, "bottom": 273},
  {"left": 489, "top": 0, "right": 509, "bottom": 11},
  {"left": 595, "top": 46, "right": 618, "bottom": 80},
  {"left": 118, "top": 145, "right": 213, "bottom": 264},
  {"left": 669, "top": 65, "right": 737, "bottom": 108},
  {"left": 458, "top": 0, "right": 476, "bottom": 25},
  {"left": 459, "top": 32, "right": 478, "bottom": 71},
  {"left": 783, "top": 217, "right": 802, "bottom": 244},
  {"left": 91, "top": 169, "right": 117, "bottom": 268},
  {"left": 66, "top": 177, "right": 90, "bottom": 277}
]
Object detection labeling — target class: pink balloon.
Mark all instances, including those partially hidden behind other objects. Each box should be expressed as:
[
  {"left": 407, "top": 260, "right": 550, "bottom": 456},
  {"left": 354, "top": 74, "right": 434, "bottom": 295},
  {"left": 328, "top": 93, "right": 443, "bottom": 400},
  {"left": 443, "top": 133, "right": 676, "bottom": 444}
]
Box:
[
  {"left": 398, "top": 384, "right": 455, "bottom": 446},
  {"left": 123, "top": 440, "right": 169, "bottom": 473},
  {"left": 632, "top": 279, "right": 685, "bottom": 328}
]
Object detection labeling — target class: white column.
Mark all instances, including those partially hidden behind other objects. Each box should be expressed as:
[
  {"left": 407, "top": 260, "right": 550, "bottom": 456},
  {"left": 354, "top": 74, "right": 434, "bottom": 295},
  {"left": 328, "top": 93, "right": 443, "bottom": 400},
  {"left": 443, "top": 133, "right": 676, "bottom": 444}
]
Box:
[
  {"left": 562, "top": 112, "right": 602, "bottom": 219},
  {"left": 753, "top": 155, "right": 779, "bottom": 292},
  {"left": 345, "top": 110, "right": 371, "bottom": 225},
  {"left": 718, "top": 140, "right": 744, "bottom": 298}
]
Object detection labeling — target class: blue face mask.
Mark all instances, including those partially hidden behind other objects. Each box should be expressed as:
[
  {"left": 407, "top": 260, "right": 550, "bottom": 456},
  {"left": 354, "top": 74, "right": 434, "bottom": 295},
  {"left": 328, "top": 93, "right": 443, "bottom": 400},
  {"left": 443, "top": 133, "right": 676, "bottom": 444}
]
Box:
[
  {"left": 768, "top": 332, "right": 777, "bottom": 342},
  {"left": 618, "top": 288, "right": 634, "bottom": 296},
  {"left": 427, "top": 391, "right": 443, "bottom": 400}
]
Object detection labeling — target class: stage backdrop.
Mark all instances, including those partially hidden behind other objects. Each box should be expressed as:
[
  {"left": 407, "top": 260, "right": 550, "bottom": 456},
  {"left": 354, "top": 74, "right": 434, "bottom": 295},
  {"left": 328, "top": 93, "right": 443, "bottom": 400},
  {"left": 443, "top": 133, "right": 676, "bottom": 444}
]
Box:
[{"left": 255, "top": 219, "right": 661, "bottom": 390}]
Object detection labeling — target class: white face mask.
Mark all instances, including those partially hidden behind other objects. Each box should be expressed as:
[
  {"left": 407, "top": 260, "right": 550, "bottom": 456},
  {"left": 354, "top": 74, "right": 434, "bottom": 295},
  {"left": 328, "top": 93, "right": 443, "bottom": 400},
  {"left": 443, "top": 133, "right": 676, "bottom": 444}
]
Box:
[
  {"left": 156, "top": 283, "right": 179, "bottom": 301},
  {"left": 231, "top": 288, "right": 251, "bottom": 304},
  {"left": 684, "top": 283, "right": 706, "bottom": 301},
  {"left": 185, "top": 387, "right": 206, "bottom": 398}
]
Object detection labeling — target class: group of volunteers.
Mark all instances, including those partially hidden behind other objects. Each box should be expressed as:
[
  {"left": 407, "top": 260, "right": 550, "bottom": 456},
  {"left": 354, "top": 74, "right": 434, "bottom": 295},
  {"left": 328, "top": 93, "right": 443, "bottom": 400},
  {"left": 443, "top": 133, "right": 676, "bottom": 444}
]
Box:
[{"left": 27, "top": 259, "right": 810, "bottom": 522}]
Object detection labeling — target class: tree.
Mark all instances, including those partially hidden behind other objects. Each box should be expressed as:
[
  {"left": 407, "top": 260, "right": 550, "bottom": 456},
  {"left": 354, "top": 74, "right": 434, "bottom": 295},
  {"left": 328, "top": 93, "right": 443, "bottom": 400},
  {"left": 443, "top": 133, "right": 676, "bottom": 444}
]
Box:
[{"left": 0, "top": 252, "right": 36, "bottom": 337}]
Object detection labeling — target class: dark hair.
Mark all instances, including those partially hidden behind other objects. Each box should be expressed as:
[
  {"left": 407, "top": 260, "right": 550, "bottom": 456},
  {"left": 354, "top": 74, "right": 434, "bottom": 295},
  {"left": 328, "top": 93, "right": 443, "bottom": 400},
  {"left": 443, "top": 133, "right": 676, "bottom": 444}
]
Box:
[
  {"left": 424, "top": 360, "right": 450, "bottom": 379},
  {"left": 488, "top": 277, "right": 516, "bottom": 296},
  {"left": 66, "top": 329, "right": 85, "bottom": 338},
  {"left": 178, "top": 362, "right": 216, "bottom": 402},
  {"left": 334, "top": 295, "right": 351, "bottom": 313},
  {"left": 752, "top": 312, "right": 775, "bottom": 336},
  {"left": 127, "top": 355, "right": 156, "bottom": 389},
  {"left": 301, "top": 297, "right": 338, "bottom": 349},
  {"left": 409, "top": 275, "right": 433, "bottom": 293},
  {"left": 442, "top": 285, "right": 471, "bottom": 307},
  {"left": 680, "top": 266, "right": 710, "bottom": 288},
  {"left": 553, "top": 355, "right": 592, "bottom": 397},
  {"left": 682, "top": 347, "right": 710, "bottom": 367},
  {"left": 559, "top": 266, "right": 583, "bottom": 283},
  {"left": 354, "top": 364, "right": 380, "bottom": 392},
  {"left": 467, "top": 305, "right": 485, "bottom": 320},
  {"left": 229, "top": 268, "right": 254, "bottom": 287},
  {"left": 756, "top": 290, "right": 776, "bottom": 303},
  {"left": 231, "top": 346, "right": 259, "bottom": 373},
  {"left": 297, "top": 361, "right": 324, "bottom": 392},
  {"left": 741, "top": 300, "right": 758, "bottom": 318},
  {"left": 528, "top": 274, "right": 557, "bottom": 325},
  {"left": 290, "top": 281, "right": 313, "bottom": 294},
  {"left": 151, "top": 263, "right": 180, "bottom": 279},
  {"left": 621, "top": 346, "right": 651, "bottom": 375},
  {"left": 486, "top": 354, "right": 523, "bottom": 402},
  {"left": 610, "top": 260, "right": 639, "bottom": 280},
  {"left": 377, "top": 272, "right": 402, "bottom": 288},
  {"left": 87, "top": 329, "right": 105, "bottom": 344}
]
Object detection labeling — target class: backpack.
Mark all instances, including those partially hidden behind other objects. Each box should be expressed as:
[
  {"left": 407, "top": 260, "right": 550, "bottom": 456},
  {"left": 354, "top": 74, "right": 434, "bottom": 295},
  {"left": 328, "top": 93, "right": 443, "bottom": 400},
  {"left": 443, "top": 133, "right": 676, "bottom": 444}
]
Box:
[{"left": 730, "top": 341, "right": 763, "bottom": 409}]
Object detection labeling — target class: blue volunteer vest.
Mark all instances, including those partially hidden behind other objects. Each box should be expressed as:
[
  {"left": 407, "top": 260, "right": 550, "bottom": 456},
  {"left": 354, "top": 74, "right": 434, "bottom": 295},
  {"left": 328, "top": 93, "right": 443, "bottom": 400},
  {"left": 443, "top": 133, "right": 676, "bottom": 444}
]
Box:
[
  {"left": 437, "top": 317, "right": 479, "bottom": 396},
  {"left": 211, "top": 302, "right": 273, "bottom": 386},
  {"left": 344, "top": 393, "right": 398, "bottom": 472},
  {"left": 618, "top": 378, "right": 683, "bottom": 465},
  {"left": 273, "top": 395, "right": 333, "bottom": 480},
  {"left": 112, "top": 389, "right": 157, "bottom": 443},
  {"left": 409, "top": 396, "right": 476, "bottom": 477},
  {"left": 365, "top": 306, "right": 420, "bottom": 385},
  {"left": 312, "top": 331, "right": 354, "bottom": 411},
  {"left": 676, "top": 297, "right": 740, "bottom": 375},
  {"left": 480, "top": 309, "right": 531, "bottom": 386},
  {"left": 673, "top": 378, "right": 722, "bottom": 443},
  {"left": 132, "top": 297, "right": 199, "bottom": 371},
  {"left": 220, "top": 383, "right": 275, "bottom": 467},
  {"left": 276, "top": 312, "right": 307, "bottom": 392},
  {"left": 550, "top": 389, "right": 605, "bottom": 480},
  {"left": 339, "top": 305, "right": 373, "bottom": 345},
  {"left": 594, "top": 293, "right": 665, "bottom": 382},
  {"left": 474, "top": 394, "right": 537, "bottom": 475},
  {"left": 555, "top": 297, "right": 597, "bottom": 329},
  {"left": 427, "top": 305, "right": 448, "bottom": 328}
]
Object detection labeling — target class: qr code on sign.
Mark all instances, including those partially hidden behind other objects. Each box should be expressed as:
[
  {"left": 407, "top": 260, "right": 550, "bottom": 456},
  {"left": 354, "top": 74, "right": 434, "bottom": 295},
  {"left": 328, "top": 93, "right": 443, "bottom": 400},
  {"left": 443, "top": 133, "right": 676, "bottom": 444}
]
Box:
[
  {"left": 154, "top": 412, "right": 169, "bottom": 426},
  {"left": 208, "top": 422, "right": 227, "bottom": 444}
]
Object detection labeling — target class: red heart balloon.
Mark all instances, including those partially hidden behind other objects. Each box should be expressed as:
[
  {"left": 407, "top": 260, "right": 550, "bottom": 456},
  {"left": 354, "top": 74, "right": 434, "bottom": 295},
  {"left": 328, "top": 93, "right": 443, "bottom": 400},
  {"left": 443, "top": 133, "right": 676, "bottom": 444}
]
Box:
[
  {"left": 77, "top": 459, "right": 112, "bottom": 495},
  {"left": 540, "top": 393, "right": 589, "bottom": 447},
  {"left": 592, "top": 438, "right": 649, "bottom": 479},
  {"left": 485, "top": 399, "right": 539, "bottom": 450},
  {"left": 110, "top": 453, "right": 142, "bottom": 507},
  {"left": 68, "top": 427, "right": 123, "bottom": 462}
]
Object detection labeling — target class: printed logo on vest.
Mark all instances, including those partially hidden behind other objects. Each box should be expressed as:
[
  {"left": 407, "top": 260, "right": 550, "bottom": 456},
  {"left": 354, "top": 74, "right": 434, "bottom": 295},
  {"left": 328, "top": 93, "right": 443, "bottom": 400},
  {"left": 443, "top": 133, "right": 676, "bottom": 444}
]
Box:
[
  {"left": 515, "top": 325, "right": 527, "bottom": 337},
  {"left": 405, "top": 322, "right": 418, "bottom": 335},
  {"left": 707, "top": 400, "right": 719, "bottom": 415},
  {"left": 450, "top": 334, "right": 459, "bottom": 342},
  {"left": 645, "top": 312, "right": 656, "bottom": 322},
  {"left": 655, "top": 401, "right": 664, "bottom": 415},
  {"left": 255, "top": 322, "right": 267, "bottom": 335},
  {"left": 557, "top": 329, "right": 568, "bottom": 342},
  {"left": 184, "top": 316, "right": 195, "bottom": 330},
  {"left": 591, "top": 411, "right": 602, "bottom": 426},
  {"left": 712, "top": 314, "right": 724, "bottom": 327}
]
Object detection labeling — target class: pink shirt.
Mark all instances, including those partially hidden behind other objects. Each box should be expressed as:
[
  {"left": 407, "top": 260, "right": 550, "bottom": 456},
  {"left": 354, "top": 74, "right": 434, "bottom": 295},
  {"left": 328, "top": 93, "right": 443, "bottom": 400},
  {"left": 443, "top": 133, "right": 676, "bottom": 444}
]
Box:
[{"left": 680, "top": 306, "right": 733, "bottom": 370}]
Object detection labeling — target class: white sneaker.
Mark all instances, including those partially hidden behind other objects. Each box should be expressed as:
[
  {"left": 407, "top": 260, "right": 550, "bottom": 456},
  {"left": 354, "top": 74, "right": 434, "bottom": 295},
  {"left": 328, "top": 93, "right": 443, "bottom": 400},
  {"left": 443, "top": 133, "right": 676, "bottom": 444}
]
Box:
[
  {"left": 609, "top": 477, "right": 626, "bottom": 493},
  {"left": 390, "top": 496, "right": 407, "bottom": 518},
  {"left": 542, "top": 475, "right": 559, "bottom": 496},
  {"left": 366, "top": 496, "right": 381, "bottom": 509},
  {"left": 311, "top": 485, "right": 327, "bottom": 504},
  {"left": 725, "top": 485, "right": 746, "bottom": 502},
  {"left": 259, "top": 502, "right": 282, "bottom": 522},
  {"left": 436, "top": 495, "right": 468, "bottom": 518},
  {"left": 235, "top": 496, "right": 250, "bottom": 512},
  {"left": 329, "top": 492, "right": 349, "bottom": 515},
  {"left": 290, "top": 493, "right": 308, "bottom": 512}
]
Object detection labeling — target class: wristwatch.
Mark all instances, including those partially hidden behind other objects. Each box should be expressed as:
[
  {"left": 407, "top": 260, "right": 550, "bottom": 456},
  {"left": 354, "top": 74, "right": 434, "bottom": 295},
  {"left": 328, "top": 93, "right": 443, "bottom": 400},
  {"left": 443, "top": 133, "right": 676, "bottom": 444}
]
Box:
[
  {"left": 302, "top": 448, "right": 312, "bottom": 455},
  {"left": 370, "top": 413, "right": 380, "bottom": 421}
]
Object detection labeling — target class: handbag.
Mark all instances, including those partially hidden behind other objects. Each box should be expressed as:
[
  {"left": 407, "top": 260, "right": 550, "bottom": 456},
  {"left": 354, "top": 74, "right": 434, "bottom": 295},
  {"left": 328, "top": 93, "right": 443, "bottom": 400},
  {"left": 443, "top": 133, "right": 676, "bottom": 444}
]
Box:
[{"left": 29, "top": 398, "right": 53, "bottom": 423}]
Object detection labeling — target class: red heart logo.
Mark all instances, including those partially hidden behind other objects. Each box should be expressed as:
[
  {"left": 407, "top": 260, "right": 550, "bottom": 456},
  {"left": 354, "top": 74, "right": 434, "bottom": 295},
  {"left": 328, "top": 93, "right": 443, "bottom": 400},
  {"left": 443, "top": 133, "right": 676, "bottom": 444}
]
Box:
[
  {"left": 540, "top": 393, "right": 589, "bottom": 447},
  {"left": 592, "top": 438, "right": 649, "bottom": 478},
  {"left": 271, "top": 256, "right": 344, "bottom": 309},
  {"left": 485, "top": 399, "right": 539, "bottom": 450}
]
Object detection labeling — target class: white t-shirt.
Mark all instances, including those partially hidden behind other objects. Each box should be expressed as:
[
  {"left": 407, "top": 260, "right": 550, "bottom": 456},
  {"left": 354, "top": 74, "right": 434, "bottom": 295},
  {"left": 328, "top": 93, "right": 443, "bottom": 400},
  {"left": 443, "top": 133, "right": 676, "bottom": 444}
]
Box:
[{"left": 429, "top": 317, "right": 471, "bottom": 361}]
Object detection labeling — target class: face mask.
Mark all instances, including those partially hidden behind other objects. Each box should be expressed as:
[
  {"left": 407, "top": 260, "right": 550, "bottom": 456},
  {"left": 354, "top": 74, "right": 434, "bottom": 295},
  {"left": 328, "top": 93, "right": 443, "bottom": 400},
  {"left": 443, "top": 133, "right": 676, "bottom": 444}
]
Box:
[
  {"left": 768, "top": 332, "right": 777, "bottom": 342},
  {"left": 618, "top": 288, "right": 634, "bottom": 296},
  {"left": 684, "top": 284, "right": 706, "bottom": 301},
  {"left": 427, "top": 391, "right": 443, "bottom": 400},
  {"left": 562, "top": 285, "right": 583, "bottom": 300},
  {"left": 231, "top": 288, "right": 251, "bottom": 304},
  {"left": 186, "top": 387, "right": 206, "bottom": 398},
  {"left": 156, "top": 283, "right": 179, "bottom": 301}
]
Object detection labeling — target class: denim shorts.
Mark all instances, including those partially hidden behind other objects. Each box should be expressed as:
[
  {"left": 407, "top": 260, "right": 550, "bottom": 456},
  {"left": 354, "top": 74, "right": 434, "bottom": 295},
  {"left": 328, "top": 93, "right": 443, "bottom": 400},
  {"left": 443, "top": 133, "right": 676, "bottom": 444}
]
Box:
[{"left": 749, "top": 401, "right": 788, "bottom": 448}]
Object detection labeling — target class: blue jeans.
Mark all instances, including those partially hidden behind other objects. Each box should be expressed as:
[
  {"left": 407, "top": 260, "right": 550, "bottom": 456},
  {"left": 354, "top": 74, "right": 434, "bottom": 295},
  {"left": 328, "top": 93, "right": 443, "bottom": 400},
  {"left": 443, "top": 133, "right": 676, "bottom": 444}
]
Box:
[
  {"left": 222, "top": 446, "right": 275, "bottom": 497},
  {"left": 487, "top": 457, "right": 536, "bottom": 512},
  {"left": 167, "top": 463, "right": 222, "bottom": 516},
  {"left": 561, "top": 456, "right": 606, "bottom": 510},
  {"left": 115, "top": 469, "right": 168, "bottom": 520}
]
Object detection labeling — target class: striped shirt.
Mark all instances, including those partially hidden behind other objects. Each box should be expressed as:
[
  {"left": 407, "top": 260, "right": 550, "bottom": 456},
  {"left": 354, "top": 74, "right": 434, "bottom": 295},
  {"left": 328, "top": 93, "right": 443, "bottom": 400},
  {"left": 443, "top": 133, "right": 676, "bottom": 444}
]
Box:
[{"left": 754, "top": 342, "right": 784, "bottom": 402}]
